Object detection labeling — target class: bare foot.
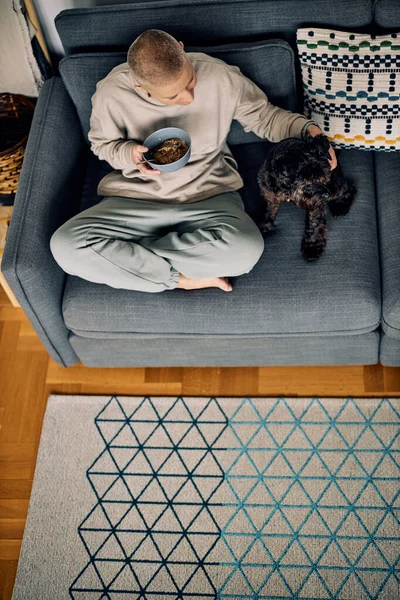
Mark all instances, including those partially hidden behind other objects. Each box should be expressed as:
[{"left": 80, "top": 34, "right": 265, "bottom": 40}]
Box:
[{"left": 176, "top": 274, "right": 232, "bottom": 291}]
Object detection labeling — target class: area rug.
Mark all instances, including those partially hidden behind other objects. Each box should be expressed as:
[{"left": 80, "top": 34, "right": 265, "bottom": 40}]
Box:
[{"left": 12, "top": 395, "right": 400, "bottom": 600}]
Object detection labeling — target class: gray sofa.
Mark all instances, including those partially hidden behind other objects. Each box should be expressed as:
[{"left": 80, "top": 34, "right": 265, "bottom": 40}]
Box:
[{"left": 3, "top": 0, "right": 400, "bottom": 368}]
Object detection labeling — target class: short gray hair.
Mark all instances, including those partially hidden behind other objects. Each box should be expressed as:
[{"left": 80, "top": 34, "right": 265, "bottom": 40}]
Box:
[{"left": 127, "top": 29, "right": 187, "bottom": 87}]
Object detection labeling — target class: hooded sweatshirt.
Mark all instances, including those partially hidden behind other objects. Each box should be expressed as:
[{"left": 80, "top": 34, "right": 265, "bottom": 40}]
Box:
[{"left": 88, "top": 52, "right": 310, "bottom": 204}]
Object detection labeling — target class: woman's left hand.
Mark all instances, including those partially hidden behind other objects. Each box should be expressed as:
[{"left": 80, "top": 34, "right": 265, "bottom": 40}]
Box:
[{"left": 306, "top": 123, "right": 337, "bottom": 170}]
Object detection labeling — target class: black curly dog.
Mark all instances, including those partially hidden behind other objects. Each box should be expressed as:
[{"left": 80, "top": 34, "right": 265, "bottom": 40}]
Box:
[{"left": 257, "top": 133, "right": 356, "bottom": 261}]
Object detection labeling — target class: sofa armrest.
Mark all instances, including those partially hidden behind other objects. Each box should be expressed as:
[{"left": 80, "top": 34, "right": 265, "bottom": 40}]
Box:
[
  {"left": 2, "top": 77, "right": 87, "bottom": 367},
  {"left": 374, "top": 151, "right": 400, "bottom": 339}
]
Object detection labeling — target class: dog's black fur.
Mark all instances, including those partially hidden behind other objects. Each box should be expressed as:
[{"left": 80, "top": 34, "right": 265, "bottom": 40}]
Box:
[{"left": 257, "top": 134, "right": 356, "bottom": 261}]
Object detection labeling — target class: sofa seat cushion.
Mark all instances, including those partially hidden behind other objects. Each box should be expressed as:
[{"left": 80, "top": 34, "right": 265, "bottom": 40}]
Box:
[
  {"left": 62, "top": 144, "right": 381, "bottom": 338},
  {"left": 375, "top": 151, "right": 400, "bottom": 339}
]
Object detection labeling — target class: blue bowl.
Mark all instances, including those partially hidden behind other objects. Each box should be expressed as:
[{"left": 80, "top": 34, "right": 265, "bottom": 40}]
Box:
[{"left": 143, "top": 127, "right": 191, "bottom": 173}]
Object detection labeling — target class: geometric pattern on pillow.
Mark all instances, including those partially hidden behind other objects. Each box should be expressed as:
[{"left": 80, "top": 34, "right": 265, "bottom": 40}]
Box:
[{"left": 296, "top": 28, "right": 400, "bottom": 151}]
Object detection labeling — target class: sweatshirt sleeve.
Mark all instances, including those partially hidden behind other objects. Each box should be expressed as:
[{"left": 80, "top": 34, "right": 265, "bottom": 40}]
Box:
[
  {"left": 88, "top": 89, "right": 139, "bottom": 171},
  {"left": 233, "top": 71, "right": 310, "bottom": 142}
]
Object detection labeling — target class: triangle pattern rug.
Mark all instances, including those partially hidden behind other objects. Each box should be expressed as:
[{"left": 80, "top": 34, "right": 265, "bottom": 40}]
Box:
[{"left": 11, "top": 396, "right": 400, "bottom": 600}]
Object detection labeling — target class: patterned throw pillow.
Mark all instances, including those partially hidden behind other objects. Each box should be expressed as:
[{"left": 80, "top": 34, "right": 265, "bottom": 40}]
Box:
[{"left": 296, "top": 28, "right": 400, "bottom": 151}]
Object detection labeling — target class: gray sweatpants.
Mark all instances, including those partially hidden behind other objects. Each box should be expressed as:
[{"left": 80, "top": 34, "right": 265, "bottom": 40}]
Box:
[{"left": 50, "top": 191, "right": 264, "bottom": 293}]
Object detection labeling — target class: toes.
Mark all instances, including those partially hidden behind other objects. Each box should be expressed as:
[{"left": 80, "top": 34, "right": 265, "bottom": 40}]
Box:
[{"left": 220, "top": 278, "right": 232, "bottom": 291}]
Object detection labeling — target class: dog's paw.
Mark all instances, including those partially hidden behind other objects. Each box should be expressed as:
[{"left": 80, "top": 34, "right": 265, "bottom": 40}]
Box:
[
  {"left": 328, "top": 200, "right": 352, "bottom": 218},
  {"left": 328, "top": 187, "right": 356, "bottom": 217},
  {"left": 301, "top": 239, "right": 325, "bottom": 261}
]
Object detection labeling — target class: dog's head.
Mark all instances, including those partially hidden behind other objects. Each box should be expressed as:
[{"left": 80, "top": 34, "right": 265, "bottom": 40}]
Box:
[{"left": 270, "top": 134, "right": 332, "bottom": 197}]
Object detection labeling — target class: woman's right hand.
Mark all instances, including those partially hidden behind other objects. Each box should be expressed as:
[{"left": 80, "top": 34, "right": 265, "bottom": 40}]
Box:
[{"left": 131, "top": 144, "right": 161, "bottom": 176}]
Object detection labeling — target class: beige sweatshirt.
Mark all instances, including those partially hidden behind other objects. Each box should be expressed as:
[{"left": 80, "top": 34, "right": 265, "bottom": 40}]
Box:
[{"left": 88, "top": 52, "right": 310, "bottom": 204}]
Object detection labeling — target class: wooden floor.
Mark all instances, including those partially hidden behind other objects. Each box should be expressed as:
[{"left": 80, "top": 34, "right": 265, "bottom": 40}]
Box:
[{"left": 1, "top": 286, "right": 400, "bottom": 599}]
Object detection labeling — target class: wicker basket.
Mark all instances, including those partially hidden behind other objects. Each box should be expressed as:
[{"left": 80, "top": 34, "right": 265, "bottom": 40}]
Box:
[{"left": 0, "top": 93, "right": 35, "bottom": 195}]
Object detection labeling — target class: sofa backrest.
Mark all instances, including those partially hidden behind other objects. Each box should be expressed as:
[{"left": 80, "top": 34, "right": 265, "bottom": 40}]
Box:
[
  {"left": 56, "top": 0, "right": 385, "bottom": 148},
  {"left": 55, "top": 0, "right": 374, "bottom": 55},
  {"left": 55, "top": 0, "right": 376, "bottom": 140},
  {"left": 59, "top": 40, "right": 298, "bottom": 146},
  {"left": 374, "top": 0, "right": 400, "bottom": 30}
]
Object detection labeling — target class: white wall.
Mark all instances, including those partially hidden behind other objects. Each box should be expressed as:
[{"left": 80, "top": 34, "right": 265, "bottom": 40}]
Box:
[
  {"left": 0, "top": 0, "right": 44, "bottom": 96},
  {"left": 32, "top": 0, "right": 128, "bottom": 61}
]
